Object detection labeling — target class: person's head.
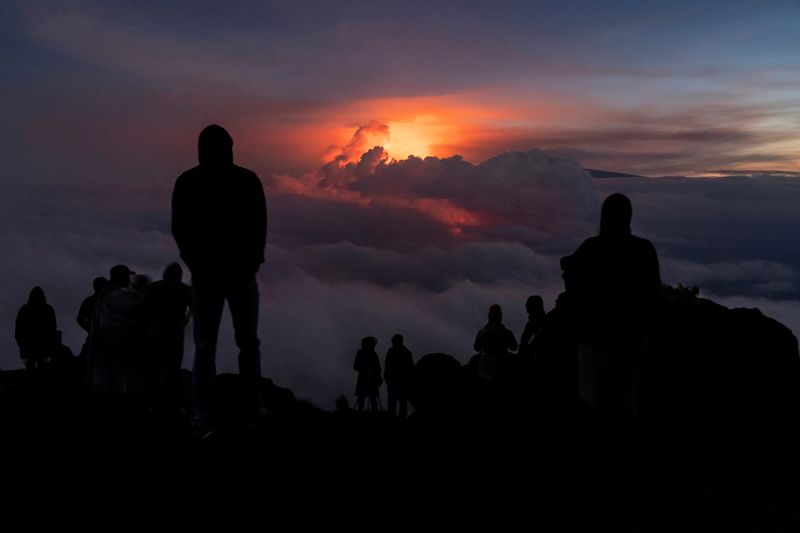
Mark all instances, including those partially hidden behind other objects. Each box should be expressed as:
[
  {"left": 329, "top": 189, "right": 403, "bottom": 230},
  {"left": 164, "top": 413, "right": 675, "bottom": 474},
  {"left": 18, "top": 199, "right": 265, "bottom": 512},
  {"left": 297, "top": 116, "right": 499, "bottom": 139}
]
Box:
[
  {"left": 28, "top": 286, "right": 46, "bottom": 305},
  {"left": 92, "top": 276, "right": 108, "bottom": 293},
  {"left": 525, "top": 295, "right": 544, "bottom": 318},
  {"left": 555, "top": 291, "right": 569, "bottom": 310},
  {"left": 163, "top": 262, "right": 183, "bottom": 283},
  {"left": 599, "top": 193, "right": 633, "bottom": 237},
  {"left": 488, "top": 304, "right": 503, "bottom": 324},
  {"left": 109, "top": 264, "right": 135, "bottom": 287},
  {"left": 391, "top": 334, "right": 404, "bottom": 347},
  {"left": 198, "top": 124, "right": 234, "bottom": 167},
  {"left": 361, "top": 336, "right": 378, "bottom": 350},
  {"left": 131, "top": 274, "right": 151, "bottom": 293}
]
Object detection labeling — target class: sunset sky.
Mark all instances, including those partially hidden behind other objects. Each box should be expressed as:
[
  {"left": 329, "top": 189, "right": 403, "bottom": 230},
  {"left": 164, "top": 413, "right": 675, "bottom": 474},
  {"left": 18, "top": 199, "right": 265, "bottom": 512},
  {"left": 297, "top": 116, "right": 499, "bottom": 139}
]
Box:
[{"left": 2, "top": 1, "right": 799, "bottom": 405}]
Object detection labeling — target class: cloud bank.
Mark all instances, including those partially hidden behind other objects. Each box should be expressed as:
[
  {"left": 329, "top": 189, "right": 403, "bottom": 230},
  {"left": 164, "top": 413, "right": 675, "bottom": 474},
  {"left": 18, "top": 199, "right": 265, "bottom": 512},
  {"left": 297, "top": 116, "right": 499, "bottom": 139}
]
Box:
[{"left": 2, "top": 121, "right": 799, "bottom": 407}]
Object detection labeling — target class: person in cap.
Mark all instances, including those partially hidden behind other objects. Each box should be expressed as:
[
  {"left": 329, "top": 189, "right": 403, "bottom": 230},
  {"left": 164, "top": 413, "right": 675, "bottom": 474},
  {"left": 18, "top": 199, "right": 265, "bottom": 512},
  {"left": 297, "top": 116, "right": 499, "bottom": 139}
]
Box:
[{"left": 172, "top": 125, "right": 267, "bottom": 435}]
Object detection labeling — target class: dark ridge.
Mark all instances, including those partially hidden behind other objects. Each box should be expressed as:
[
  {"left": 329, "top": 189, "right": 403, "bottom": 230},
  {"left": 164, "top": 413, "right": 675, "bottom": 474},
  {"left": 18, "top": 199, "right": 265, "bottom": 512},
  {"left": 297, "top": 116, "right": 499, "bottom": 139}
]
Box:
[
  {"left": 710, "top": 169, "right": 800, "bottom": 177},
  {"left": 1, "top": 285, "right": 799, "bottom": 530},
  {"left": 585, "top": 168, "right": 647, "bottom": 178}
]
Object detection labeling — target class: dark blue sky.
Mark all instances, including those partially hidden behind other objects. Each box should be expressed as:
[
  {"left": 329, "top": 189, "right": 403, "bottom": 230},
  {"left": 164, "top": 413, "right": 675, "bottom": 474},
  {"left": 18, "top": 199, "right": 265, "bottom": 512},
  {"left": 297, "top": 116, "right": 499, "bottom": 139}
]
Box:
[{"left": 3, "top": 0, "right": 799, "bottom": 177}]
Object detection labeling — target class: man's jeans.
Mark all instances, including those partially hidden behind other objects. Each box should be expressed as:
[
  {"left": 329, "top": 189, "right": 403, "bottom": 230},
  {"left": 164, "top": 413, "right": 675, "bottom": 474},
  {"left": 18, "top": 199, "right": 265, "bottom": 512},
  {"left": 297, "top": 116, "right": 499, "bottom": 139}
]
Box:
[{"left": 191, "top": 276, "right": 262, "bottom": 426}]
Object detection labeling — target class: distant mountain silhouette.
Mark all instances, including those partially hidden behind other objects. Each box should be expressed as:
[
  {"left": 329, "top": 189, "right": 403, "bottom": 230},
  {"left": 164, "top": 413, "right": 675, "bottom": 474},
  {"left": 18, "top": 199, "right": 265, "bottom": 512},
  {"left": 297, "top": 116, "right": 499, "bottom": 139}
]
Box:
[{"left": 584, "top": 168, "right": 647, "bottom": 178}]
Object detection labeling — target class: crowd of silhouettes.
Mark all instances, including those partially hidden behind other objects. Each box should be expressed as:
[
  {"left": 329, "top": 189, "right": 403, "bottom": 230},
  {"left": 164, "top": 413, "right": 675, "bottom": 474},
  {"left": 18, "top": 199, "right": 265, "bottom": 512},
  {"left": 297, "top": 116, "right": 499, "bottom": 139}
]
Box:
[
  {"left": 12, "top": 123, "right": 662, "bottom": 438},
  {"left": 349, "top": 192, "right": 660, "bottom": 423},
  {"left": 86, "top": 262, "right": 192, "bottom": 410},
  {"left": 9, "top": 125, "right": 268, "bottom": 440},
  {"left": 352, "top": 334, "right": 415, "bottom": 417},
  {"left": 13, "top": 262, "right": 193, "bottom": 413}
]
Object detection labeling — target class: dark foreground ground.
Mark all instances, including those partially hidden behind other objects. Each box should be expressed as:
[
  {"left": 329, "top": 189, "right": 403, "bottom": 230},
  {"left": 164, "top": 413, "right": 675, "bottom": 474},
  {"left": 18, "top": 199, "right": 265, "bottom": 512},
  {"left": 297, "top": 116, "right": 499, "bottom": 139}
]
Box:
[{"left": 1, "top": 370, "right": 800, "bottom": 533}]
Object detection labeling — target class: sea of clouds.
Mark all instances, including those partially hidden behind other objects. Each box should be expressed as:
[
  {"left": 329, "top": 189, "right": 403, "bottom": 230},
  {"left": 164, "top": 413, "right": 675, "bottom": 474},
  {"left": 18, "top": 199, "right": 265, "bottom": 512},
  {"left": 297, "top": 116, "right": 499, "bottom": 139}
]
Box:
[{"left": 2, "top": 137, "right": 798, "bottom": 407}]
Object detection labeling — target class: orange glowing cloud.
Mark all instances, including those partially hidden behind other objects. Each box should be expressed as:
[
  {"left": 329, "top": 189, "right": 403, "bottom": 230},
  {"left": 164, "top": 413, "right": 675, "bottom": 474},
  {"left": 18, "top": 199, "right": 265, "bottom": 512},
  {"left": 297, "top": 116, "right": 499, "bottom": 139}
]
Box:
[
  {"left": 269, "top": 122, "right": 489, "bottom": 235},
  {"left": 259, "top": 88, "right": 600, "bottom": 234},
  {"left": 294, "top": 88, "right": 588, "bottom": 166},
  {"left": 245, "top": 85, "right": 596, "bottom": 176}
]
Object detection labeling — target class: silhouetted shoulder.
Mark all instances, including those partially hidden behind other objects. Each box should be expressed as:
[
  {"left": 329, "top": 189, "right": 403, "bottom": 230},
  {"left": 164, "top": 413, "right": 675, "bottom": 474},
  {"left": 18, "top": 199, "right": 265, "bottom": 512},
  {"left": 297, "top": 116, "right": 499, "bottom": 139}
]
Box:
[{"left": 628, "top": 234, "right": 655, "bottom": 249}]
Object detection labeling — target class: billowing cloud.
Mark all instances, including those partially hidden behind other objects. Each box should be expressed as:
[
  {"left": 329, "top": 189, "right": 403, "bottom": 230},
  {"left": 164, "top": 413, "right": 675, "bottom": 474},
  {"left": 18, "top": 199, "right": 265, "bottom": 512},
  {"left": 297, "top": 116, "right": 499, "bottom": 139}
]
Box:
[
  {"left": 320, "top": 121, "right": 390, "bottom": 166},
  {"left": 270, "top": 128, "right": 598, "bottom": 240}
]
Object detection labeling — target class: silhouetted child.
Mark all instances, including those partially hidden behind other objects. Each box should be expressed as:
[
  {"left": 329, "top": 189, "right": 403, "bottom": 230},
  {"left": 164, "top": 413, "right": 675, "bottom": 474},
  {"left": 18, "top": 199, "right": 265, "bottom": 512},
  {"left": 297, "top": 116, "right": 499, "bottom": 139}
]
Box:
[
  {"left": 561, "top": 193, "right": 660, "bottom": 420},
  {"left": 143, "top": 262, "right": 192, "bottom": 412},
  {"left": 354, "top": 336, "right": 382, "bottom": 412},
  {"left": 384, "top": 334, "right": 414, "bottom": 418},
  {"left": 15, "top": 286, "right": 58, "bottom": 372},
  {"left": 474, "top": 304, "right": 518, "bottom": 381},
  {"left": 518, "top": 295, "right": 545, "bottom": 357}
]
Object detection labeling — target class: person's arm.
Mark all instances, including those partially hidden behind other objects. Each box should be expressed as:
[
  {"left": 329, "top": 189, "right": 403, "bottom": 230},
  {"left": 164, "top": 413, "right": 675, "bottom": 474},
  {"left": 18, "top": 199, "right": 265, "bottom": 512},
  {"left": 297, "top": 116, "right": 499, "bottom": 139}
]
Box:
[
  {"left": 506, "top": 328, "right": 519, "bottom": 352},
  {"left": 647, "top": 241, "right": 662, "bottom": 293},
  {"left": 46, "top": 305, "right": 57, "bottom": 333},
  {"left": 473, "top": 329, "right": 483, "bottom": 352},
  {"left": 183, "top": 285, "right": 193, "bottom": 327},
  {"left": 77, "top": 299, "right": 92, "bottom": 333},
  {"left": 383, "top": 351, "right": 392, "bottom": 383},
  {"left": 171, "top": 174, "right": 195, "bottom": 271},
  {"left": 643, "top": 240, "right": 662, "bottom": 332},
  {"left": 519, "top": 321, "right": 534, "bottom": 352},
  {"left": 247, "top": 172, "right": 268, "bottom": 273},
  {"left": 14, "top": 308, "right": 24, "bottom": 345}
]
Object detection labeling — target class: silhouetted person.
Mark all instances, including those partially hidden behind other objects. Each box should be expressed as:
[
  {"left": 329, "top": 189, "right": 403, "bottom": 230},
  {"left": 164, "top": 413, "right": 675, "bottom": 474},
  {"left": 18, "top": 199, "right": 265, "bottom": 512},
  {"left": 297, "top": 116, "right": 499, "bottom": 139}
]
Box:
[
  {"left": 77, "top": 276, "right": 109, "bottom": 366},
  {"left": 354, "top": 337, "right": 382, "bottom": 412},
  {"left": 531, "top": 292, "right": 579, "bottom": 418},
  {"left": 15, "top": 286, "right": 58, "bottom": 371},
  {"left": 474, "top": 304, "right": 518, "bottom": 381},
  {"left": 131, "top": 274, "right": 152, "bottom": 294},
  {"left": 384, "top": 334, "right": 414, "bottom": 418},
  {"left": 518, "top": 295, "right": 545, "bottom": 357},
  {"left": 172, "top": 124, "right": 267, "bottom": 434},
  {"left": 561, "top": 193, "right": 660, "bottom": 419},
  {"left": 77, "top": 276, "right": 108, "bottom": 334},
  {"left": 143, "top": 262, "right": 192, "bottom": 412},
  {"left": 86, "top": 264, "right": 146, "bottom": 396}
]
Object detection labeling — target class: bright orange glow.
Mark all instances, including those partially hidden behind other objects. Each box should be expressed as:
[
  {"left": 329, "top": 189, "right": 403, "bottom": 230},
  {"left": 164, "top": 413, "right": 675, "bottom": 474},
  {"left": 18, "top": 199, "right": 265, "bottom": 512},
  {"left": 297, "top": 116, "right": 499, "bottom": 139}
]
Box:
[
  {"left": 259, "top": 86, "right": 597, "bottom": 234},
  {"left": 385, "top": 119, "right": 434, "bottom": 159},
  {"left": 310, "top": 89, "right": 580, "bottom": 164}
]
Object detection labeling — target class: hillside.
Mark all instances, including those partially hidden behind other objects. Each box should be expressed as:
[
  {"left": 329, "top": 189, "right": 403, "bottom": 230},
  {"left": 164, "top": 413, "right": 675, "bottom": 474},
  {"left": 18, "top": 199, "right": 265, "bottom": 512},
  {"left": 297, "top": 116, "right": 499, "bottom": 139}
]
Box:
[{"left": 1, "top": 286, "right": 799, "bottom": 531}]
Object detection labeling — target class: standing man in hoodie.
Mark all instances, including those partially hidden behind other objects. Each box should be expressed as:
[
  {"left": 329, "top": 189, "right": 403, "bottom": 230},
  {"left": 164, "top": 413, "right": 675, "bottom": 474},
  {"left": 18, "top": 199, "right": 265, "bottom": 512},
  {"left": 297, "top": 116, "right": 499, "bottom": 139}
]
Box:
[{"left": 172, "top": 124, "right": 267, "bottom": 436}]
